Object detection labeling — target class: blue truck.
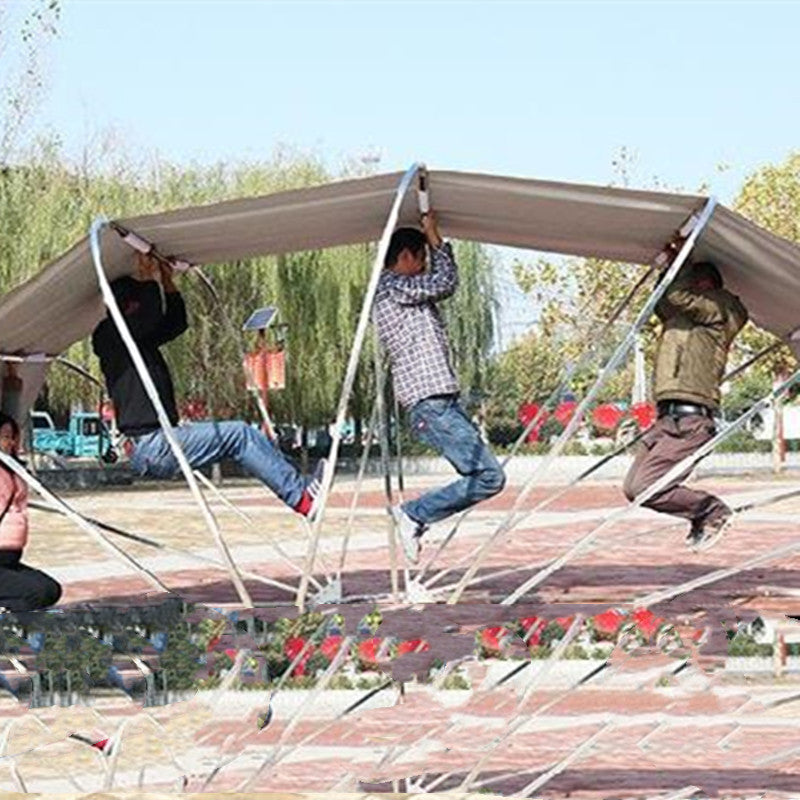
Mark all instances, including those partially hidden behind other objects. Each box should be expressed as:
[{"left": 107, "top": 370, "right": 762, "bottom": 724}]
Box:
[{"left": 31, "top": 411, "right": 118, "bottom": 462}]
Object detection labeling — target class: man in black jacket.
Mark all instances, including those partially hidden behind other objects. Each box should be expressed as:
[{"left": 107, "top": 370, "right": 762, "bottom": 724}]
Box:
[{"left": 92, "top": 254, "right": 324, "bottom": 520}]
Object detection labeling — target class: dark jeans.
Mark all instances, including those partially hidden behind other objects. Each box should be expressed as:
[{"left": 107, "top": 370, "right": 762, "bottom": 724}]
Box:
[
  {"left": 403, "top": 395, "right": 506, "bottom": 527},
  {"left": 130, "top": 421, "right": 308, "bottom": 508},
  {"left": 623, "top": 413, "right": 730, "bottom": 524},
  {"left": 0, "top": 550, "right": 62, "bottom": 612}
]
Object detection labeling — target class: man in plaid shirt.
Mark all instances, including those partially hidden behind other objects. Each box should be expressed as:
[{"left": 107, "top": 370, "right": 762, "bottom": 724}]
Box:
[{"left": 374, "top": 211, "right": 506, "bottom": 564}]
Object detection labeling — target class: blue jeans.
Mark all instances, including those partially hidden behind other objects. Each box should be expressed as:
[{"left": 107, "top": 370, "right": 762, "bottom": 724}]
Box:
[
  {"left": 130, "top": 421, "right": 307, "bottom": 509},
  {"left": 402, "top": 396, "right": 506, "bottom": 527}
]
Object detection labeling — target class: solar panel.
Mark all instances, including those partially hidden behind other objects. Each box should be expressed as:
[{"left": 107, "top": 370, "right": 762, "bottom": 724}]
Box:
[{"left": 242, "top": 306, "right": 278, "bottom": 332}]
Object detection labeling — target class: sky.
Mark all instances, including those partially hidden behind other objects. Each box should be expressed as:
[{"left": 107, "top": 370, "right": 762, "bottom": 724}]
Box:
[{"left": 11, "top": 0, "right": 800, "bottom": 346}]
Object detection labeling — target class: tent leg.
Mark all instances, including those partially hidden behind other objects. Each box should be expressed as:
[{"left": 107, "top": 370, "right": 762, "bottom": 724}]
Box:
[
  {"left": 337, "top": 397, "right": 379, "bottom": 581},
  {"left": 89, "top": 218, "right": 253, "bottom": 607},
  {"left": 373, "top": 333, "right": 401, "bottom": 599},
  {"left": 503, "top": 365, "right": 800, "bottom": 606},
  {"left": 191, "top": 468, "right": 318, "bottom": 589},
  {"left": 296, "top": 162, "right": 424, "bottom": 611},
  {"left": 446, "top": 197, "right": 719, "bottom": 604}
]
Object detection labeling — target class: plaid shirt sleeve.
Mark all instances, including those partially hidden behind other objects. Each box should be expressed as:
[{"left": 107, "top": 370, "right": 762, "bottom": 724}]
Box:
[
  {"left": 386, "top": 243, "right": 459, "bottom": 305},
  {"left": 373, "top": 241, "right": 461, "bottom": 409}
]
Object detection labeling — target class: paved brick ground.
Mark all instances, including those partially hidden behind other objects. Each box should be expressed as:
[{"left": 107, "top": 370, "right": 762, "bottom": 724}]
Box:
[
  {"left": 8, "top": 470, "right": 800, "bottom": 797},
  {"left": 29, "top": 472, "right": 800, "bottom": 614}
]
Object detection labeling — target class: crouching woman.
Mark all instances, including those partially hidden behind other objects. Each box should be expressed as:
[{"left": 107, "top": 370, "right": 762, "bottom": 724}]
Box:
[{"left": 0, "top": 412, "right": 62, "bottom": 613}]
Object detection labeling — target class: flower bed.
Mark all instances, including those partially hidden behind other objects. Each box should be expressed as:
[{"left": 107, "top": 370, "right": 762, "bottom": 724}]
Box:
[{"left": 193, "top": 608, "right": 698, "bottom": 692}]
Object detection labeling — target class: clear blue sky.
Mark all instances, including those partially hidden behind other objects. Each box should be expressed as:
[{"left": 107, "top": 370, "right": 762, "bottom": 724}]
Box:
[{"left": 18, "top": 0, "right": 800, "bottom": 343}]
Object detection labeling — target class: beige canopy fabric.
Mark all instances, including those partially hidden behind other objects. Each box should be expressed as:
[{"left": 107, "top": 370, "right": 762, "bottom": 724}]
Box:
[{"left": 1, "top": 168, "right": 800, "bottom": 402}]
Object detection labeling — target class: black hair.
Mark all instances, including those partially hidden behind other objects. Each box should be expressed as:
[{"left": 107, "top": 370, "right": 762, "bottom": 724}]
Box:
[
  {"left": 384, "top": 227, "right": 427, "bottom": 268},
  {"left": 0, "top": 412, "right": 19, "bottom": 438},
  {"left": 690, "top": 261, "right": 723, "bottom": 289}
]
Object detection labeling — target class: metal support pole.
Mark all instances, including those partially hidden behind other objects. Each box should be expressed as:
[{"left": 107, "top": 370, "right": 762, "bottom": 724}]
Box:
[
  {"left": 296, "top": 162, "right": 424, "bottom": 611},
  {"left": 89, "top": 217, "right": 253, "bottom": 607},
  {"left": 505, "top": 365, "right": 800, "bottom": 606},
  {"left": 447, "top": 197, "right": 718, "bottom": 604},
  {"left": 337, "top": 397, "right": 379, "bottom": 581},
  {"left": 442, "top": 340, "right": 791, "bottom": 595},
  {"left": 374, "top": 332, "right": 400, "bottom": 598},
  {"left": 415, "top": 261, "right": 659, "bottom": 587}
]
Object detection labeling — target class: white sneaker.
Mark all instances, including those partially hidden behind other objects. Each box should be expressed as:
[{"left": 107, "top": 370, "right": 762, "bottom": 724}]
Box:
[
  {"left": 390, "top": 506, "right": 425, "bottom": 565},
  {"left": 305, "top": 459, "right": 327, "bottom": 524}
]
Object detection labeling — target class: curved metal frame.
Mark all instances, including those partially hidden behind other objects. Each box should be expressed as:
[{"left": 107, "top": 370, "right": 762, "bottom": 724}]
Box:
[
  {"left": 446, "top": 196, "right": 719, "bottom": 604},
  {"left": 296, "top": 161, "right": 424, "bottom": 610},
  {"left": 89, "top": 217, "right": 253, "bottom": 607}
]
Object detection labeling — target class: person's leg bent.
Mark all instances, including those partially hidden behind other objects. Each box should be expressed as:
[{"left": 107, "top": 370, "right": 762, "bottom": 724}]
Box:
[
  {"left": 623, "top": 415, "right": 728, "bottom": 522},
  {"left": 132, "top": 422, "right": 307, "bottom": 508},
  {"left": 403, "top": 397, "right": 506, "bottom": 526},
  {"left": 0, "top": 553, "right": 61, "bottom": 612}
]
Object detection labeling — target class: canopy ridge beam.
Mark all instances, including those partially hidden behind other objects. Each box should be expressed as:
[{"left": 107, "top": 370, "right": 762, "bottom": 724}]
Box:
[{"left": 445, "top": 196, "right": 719, "bottom": 605}]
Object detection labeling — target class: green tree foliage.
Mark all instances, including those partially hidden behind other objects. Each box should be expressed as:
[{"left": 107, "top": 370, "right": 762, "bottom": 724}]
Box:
[{"left": 159, "top": 631, "right": 202, "bottom": 691}]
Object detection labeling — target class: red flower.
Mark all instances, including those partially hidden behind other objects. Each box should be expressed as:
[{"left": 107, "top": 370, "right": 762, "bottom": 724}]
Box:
[
  {"left": 554, "top": 616, "right": 575, "bottom": 631},
  {"left": 396, "top": 639, "right": 430, "bottom": 656},
  {"left": 479, "top": 626, "right": 508, "bottom": 655},
  {"left": 206, "top": 635, "right": 221, "bottom": 652},
  {"left": 630, "top": 402, "right": 656, "bottom": 430},
  {"left": 632, "top": 609, "right": 664, "bottom": 639},
  {"left": 592, "top": 403, "right": 624, "bottom": 432},
  {"left": 518, "top": 403, "right": 548, "bottom": 442},
  {"left": 519, "top": 617, "right": 547, "bottom": 646},
  {"left": 592, "top": 609, "right": 626, "bottom": 639},
  {"left": 224, "top": 648, "right": 237, "bottom": 661},
  {"left": 284, "top": 636, "right": 313, "bottom": 677},
  {"left": 357, "top": 637, "right": 383, "bottom": 667},
  {"left": 319, "top": 635, "right": 344, "bottom": 661},
  {"left": 553, "top": 401, "right": 578, "bottom": 426}
]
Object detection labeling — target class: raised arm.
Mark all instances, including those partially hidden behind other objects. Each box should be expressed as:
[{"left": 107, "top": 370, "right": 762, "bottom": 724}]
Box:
[
  {"left": 655, "top": 276, "right": 726, "bottom": 325},
  {"left": 388, "top": 242, "right": 459, "bottom": 305},
  {"left": 154, "top": 263, "right": 188, "bottom": 345},
  {"left": 388, "top": 212, "right": 459, "bottom": 305}
]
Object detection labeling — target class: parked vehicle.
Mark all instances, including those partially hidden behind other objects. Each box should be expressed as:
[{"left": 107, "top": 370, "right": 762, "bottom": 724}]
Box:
[{"left": 31, "top": 411, "right": 118, "bottom": 462}]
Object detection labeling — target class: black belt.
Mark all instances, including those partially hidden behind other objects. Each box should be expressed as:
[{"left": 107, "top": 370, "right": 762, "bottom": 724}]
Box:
[{"left": 657, "top": 401, "right": 714, "bottom": 419}]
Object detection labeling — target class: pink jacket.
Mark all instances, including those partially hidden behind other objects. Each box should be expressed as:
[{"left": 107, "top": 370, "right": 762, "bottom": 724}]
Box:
[{"left": 0, "top": 467, "right": 28, "bottom": 551}]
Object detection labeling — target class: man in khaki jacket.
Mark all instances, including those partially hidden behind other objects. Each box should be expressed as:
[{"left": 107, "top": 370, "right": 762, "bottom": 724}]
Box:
[{"left": 623, "top": 261, "right": 748, "bottom": 551}]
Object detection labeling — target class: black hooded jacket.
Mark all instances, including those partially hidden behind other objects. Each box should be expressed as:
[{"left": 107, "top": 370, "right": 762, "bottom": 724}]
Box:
[{"left": 92, "top": 277, "right": 188, "bottom": 436}]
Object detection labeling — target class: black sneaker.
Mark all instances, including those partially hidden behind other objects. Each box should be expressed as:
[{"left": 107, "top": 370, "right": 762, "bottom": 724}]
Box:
[
  {"left": 306, "top": 459, "right": 327, "bottom": 524},
  {"left": 686, "top": 518, "right": 704, "bottom": 548},
  {"left": 688, "top": 512, "right": 733, "bottom": 553}
]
